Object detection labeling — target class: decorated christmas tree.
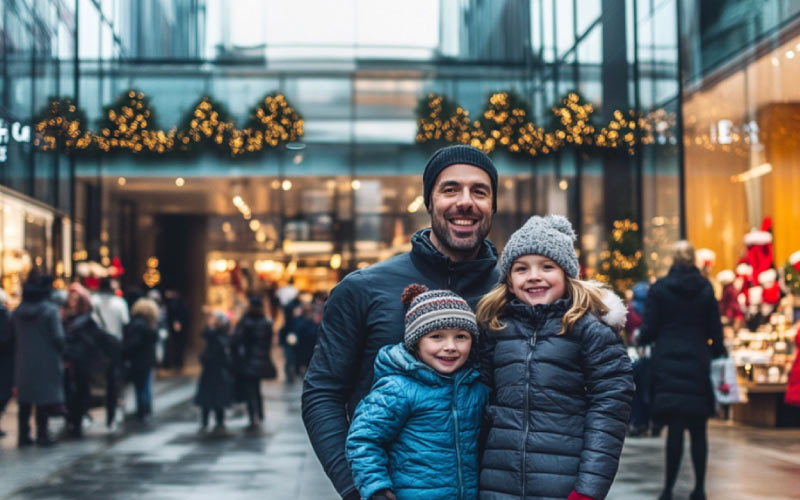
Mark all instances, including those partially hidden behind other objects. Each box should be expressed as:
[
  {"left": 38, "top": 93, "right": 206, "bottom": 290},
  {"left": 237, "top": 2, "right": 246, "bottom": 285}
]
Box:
[
  {"left": 595, "top": 219, "right": 648, "bottom": 295},
  {"left": 785, "top": 251, "right": 800, "bottom": 294}
]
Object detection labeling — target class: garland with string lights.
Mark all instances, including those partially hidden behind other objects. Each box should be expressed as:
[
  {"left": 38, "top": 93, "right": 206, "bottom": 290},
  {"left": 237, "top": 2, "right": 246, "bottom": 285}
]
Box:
[
  {"left": 32, "top": 98, "right": 92, "bottom": 153},
  {"left": 33, "top": 89, "right": 304, "bottom": 159},
  {"left": 416, "top": 91, "right": 675, "bottom": 156},
  {"left": 594, "top": 219, "right": 648, "bottom": 295}
]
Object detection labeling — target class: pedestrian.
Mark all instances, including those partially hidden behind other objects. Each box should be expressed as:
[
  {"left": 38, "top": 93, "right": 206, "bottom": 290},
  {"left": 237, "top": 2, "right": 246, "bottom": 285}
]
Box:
[
  {"left": 146, "top": 289, "right": 169, "bottom": 368},
  {"left": 0, "top": 289, "right": 12, "bottom": 438},
  {"left": 627, "top": 280, "right": 654, "bottom": 438},
  {"left": 279, "top": 297, "right": 302, "bottom": 383},
  {"left": 62, "top": 283, "right": 99, "bottom": 438},
  {"left": 231, "top": 295, "right": 272, "bottom": 429},
  {"left": 639, "top": 240, "right": 727, "bottom": 500},
  {"left": 123, "top": 297, "right": 160, "bottom": 423},
  {"left": 475, "top": 215, "right": 633, "bottom": 500},
  {"left": 13, "top": 274, "right": 65, "bottom": 447},
  {"left": 194, "top": 311, "right": 234, "bottom": 432},
  {"left": 303, "top": 144, "right": 500, "bottom": 499},
  {"left": 92, "top": 277, "right": 129, "bottom": 430},
  {"left": 346, "top": 284, "right": 488, "bottom": 500},
  {"left": 164, "top": 288, "right": 189, "bottom": 371},
  {"left": 294, "top": 301, "right": 318, "bottom": 374}
]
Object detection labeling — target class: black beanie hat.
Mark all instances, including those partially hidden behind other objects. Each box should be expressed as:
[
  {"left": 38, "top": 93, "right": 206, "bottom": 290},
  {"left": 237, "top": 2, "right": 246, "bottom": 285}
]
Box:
[{"left": 422, "top": 145, "right": 498, "bottom": 212}]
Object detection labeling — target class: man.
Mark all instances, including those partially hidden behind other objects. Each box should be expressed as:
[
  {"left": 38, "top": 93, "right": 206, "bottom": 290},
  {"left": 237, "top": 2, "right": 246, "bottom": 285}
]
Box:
[
  {"left": 302, "top": 145, "right": 500, "bottom": 500},
  {"left": 91, "top": 277, "right": 129, "bottom": 430}
]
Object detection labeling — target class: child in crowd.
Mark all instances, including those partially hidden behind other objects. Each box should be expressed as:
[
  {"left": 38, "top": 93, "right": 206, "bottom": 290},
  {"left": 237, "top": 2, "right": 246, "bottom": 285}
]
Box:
[
  {"left": 346, "top": 285, "right": 489, "bottom": 500},
  {"left": 476, "top": 215, "right": 633, "bottom": 500},
  {"left": 194, "top": 311, "right": 234, "bottom": 432}
]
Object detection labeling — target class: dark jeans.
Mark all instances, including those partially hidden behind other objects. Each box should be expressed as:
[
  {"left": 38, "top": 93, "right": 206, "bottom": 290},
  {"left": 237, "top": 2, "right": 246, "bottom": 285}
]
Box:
[
  {"left": 663, "top": 414, "right": 708, "bottom": 495},
  {"left": 133, "top": 371, "right": 154, "bottom": 419},
  {"left": 65, "top": 368, "right": 91, "bottom": 436},
  {"left": 106, "top": 366, "right": 120, "bottom": 427},
  {"left": 18, "top": 403, "right": 49, "bottom": 440},
  {"left": 201, "top": 407, "right": 225, "bottom": 428}
]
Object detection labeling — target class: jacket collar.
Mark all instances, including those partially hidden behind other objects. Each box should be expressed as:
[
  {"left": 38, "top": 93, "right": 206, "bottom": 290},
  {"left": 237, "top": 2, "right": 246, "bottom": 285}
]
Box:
[
  {"left": 375, "top": 343, "right": 479, "bottom": 388},
  {"left": 409, "top": 228, "right": 499, "bottom": 294},
  {"left": 505, "top": 297, "right": 571, "bottom": 322}
]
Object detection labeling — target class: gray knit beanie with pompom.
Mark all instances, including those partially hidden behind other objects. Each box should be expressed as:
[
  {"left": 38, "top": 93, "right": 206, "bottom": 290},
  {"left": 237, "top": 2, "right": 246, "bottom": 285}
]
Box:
[{"left": 499, "top": 215, "right": 580, "bottom": 280}]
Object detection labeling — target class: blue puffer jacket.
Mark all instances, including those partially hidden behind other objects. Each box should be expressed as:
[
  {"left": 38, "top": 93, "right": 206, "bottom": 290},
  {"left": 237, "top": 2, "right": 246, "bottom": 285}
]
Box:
[{"left": 346, "top": 343, "right": 489, "bottom": 500}]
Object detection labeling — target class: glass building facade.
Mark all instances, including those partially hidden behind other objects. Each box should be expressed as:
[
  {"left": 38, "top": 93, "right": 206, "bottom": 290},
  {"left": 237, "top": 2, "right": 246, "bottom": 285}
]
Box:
[
  {"left": 6, "top": 0, "right": 740, "bottom": 314},
  {"left": 55, "top": 1, "right": 685, "bottom": 315},
  {"left": 0, "top": 0, "right": 77, "bottom": 302}
]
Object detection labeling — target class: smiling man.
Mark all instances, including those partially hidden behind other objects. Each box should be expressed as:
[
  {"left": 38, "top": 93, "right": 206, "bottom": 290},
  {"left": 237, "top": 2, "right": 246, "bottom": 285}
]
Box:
[{"left": 302, "top": 145, "right": 501, "bottom": 500}]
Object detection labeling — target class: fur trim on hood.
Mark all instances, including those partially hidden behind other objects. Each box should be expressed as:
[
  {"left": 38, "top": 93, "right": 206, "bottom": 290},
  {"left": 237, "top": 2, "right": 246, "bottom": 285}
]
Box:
[{"left": 584, "top": 280, "right": 627, "bottom": 332}]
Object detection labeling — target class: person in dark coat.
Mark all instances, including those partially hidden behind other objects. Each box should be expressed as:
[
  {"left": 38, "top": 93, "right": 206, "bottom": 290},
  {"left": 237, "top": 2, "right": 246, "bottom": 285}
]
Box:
[
  {"left": 639, "top": 240, "right": 727, "bottom": 500},
  {"left": 13, "top": 275, "right": 65, "bottom": 447},
  {"left": 123, "top": 297, "right": 160, "bottom": 422},
  {"left": 294, "top": 302, "right": 318, "bottom": 374},
  {"left": 476, "top": 216, "right": 633, "bottom": 500},
  {"left": 302, "top": 145, "right": 500, "bottom": 500},
  {"left": 231, "top": 295, "right": 272, "bottom": 429},
  {"left": 62, "top": 283, "right": 101, "bottom": 438},
  {"left": 0, "top": 289, "right": 12, "bottom": 438},
  {"left": 164, "top": 288, "right": 189, "bottom": 371},
  {"left": 194, "top": 311, "right": 234, "bottom": 431}
]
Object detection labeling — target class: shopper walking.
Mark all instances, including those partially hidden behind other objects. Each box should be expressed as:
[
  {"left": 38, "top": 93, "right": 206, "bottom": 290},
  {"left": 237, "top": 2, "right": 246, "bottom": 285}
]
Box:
[
  {"left": 62, "top": 283, "right": 100, "bottom": 438},
  {"left": 302, "top": 145, "right": 500, "bottom": 500},
  {"left": 194, "top": 312, "right": 234, "bottom": 432},
  {"left": 639, "top": 240, "right": 727, "bottom": 500},
  {"left": 92, "top": 277, "right": 128, "bottom": 429},
  {"left": 123, "top": 298, "right": 160, "bottom": 422},
  {"left": 475, "top": 215, "right": 633, "bottom": 500},
  {"left": 0, "top": 289, "right": 13, "bottom": 438},
  {"left": 13, "top": 274, "right": 65, "bottom": 447},
  {"left": 164, "top": 288, "right": 189, "bottom": 372},
  {"left": 232, "top": 295, "right": 272, "bottom": 429}
]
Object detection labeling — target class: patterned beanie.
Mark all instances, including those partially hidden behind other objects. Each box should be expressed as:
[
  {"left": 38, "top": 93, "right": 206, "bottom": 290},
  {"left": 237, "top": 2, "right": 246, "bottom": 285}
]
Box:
[
  {"left": 422, "top": 145, "right": 498, "bottom": 212},
  {"left": 499, "top": 215, "right": 580, "bottom": 280},
  {"left": 401, "top": 284, "right": 479, "bottom": 351}
]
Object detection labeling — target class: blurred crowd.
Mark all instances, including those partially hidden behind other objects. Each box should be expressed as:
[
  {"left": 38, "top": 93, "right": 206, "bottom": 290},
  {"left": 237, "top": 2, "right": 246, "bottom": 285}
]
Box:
[{"left": 0, "top": 273, "right": 324, "bottom": 447}]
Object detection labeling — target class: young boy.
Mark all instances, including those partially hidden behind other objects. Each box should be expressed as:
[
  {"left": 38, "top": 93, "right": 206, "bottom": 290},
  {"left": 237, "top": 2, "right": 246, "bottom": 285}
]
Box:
[{"left": 345, "top": 284, "right": 488, "bottom": 500}]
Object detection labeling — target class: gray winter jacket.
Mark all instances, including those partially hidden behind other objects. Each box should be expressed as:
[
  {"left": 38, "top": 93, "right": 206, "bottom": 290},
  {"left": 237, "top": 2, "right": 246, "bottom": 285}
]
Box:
[
  {"left": 302, "top": 228, "right": 499, "bottom": 499},
  {"left": 13, "top": 300, "right": 65, "bottom": 405},
  {"left": 479, "top": 299, "right": 633, "bottom": 500}
]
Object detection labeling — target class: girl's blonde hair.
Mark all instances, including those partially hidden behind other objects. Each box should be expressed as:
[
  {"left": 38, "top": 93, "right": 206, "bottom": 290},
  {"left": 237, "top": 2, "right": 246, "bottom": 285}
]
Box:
[
  {"left": 131, "top": 297, "right": 160, "bottom": 330},
  {"left": 476, "top": 276, "right": 609, "bottom": 335}
]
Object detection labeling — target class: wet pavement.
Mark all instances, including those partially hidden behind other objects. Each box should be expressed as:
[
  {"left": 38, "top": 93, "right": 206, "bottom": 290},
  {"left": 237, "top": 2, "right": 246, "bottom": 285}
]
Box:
[{"left": 1, "top": 378, "right": 799, "bottom": 500}]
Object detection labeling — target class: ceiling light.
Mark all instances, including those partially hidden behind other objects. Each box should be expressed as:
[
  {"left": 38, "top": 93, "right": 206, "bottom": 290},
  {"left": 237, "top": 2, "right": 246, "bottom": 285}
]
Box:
[
  {"left": 351, "top": 179, "right": 361, "bottom": 190},
  {"left": 282, "top": 180, "right": 293, "bottom": 191},
  {"left": 175, "top": 177, "right": 185, "bottom": 187},
  {"left": 117, "top": 177, "right": 126, "bottom": 186}
]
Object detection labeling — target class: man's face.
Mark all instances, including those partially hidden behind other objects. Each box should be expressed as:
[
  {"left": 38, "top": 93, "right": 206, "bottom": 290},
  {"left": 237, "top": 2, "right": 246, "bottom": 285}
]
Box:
[{"left": 428, "top": 163, "right": 493, "bottom": 260}]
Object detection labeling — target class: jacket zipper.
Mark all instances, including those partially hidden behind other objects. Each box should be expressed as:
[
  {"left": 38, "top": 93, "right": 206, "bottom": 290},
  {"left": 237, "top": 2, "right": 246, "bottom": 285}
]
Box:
[
  {"left": 452, "top": 376, "right": 464, "bottom": 500},
  {"left": 521, "top": 321, "right": 538, "bottom": 498}
]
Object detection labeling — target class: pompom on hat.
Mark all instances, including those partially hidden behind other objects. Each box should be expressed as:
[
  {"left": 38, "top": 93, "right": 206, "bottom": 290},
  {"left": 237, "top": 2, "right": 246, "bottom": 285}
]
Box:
[
  {"left": 499, "top": 215, "right": 580, "bottom": 280},
  {"left": 401, "top": 284, "right": 479, "bottom": 351}
]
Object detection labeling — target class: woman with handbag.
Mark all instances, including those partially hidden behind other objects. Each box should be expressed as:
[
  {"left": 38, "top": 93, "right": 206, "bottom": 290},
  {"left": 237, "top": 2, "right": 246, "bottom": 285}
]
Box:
[{"left": 639, "top": 241, "right": 727, "bottom": 500}]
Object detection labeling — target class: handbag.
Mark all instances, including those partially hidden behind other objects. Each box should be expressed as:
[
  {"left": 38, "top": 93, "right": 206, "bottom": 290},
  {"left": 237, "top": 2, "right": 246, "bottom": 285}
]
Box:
[{"left": 710, "top": 357, "right": 747, "bottom": 404}]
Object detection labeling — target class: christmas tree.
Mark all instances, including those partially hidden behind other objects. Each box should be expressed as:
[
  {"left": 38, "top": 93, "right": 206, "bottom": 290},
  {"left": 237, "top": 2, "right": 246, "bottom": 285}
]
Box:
[{"left": 596, "top": 219, "right": 648, "bottom": 295}]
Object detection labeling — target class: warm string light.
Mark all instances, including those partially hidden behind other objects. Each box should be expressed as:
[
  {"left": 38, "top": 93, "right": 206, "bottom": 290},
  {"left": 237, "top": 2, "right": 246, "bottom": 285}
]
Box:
[
  {"left": 417, "top": 91, "right": 673, "bottom": 156},
  {"left": 34, "top": 90, "right": 304, "bottom": 158}
]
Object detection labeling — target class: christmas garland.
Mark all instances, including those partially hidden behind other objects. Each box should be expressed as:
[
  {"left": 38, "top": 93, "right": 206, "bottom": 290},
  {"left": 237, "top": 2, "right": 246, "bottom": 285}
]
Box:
[
  {"left": 33, "top": 90, "right": 304, "bottom": 159},
  {"left": 416, "top": 91, "right": 676, "bottom": 157}
]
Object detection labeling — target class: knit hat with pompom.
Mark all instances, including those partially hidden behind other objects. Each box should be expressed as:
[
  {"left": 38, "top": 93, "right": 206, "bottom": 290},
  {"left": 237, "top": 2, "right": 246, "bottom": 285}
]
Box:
[
  {"left": 401, "top": 284, "right": 479, "bottom": 351},
  {"left": 499, "top": 215, "right": 580, "bottom": 280}
]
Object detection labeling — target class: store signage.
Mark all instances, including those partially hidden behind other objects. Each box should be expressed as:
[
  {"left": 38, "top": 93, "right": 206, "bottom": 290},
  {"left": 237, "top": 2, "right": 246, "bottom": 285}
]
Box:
[
  {"left": 710, "top": 119, "right": 759, "bottom": 145},
  {"left": 0, "top": 118, "right": 31, "bottom": 163}
]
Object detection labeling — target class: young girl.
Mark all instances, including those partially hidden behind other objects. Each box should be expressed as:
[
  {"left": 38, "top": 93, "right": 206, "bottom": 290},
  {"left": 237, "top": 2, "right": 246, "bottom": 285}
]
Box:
[
  {"left": 346, "top": 285, "right": 489, "bottom": 500},
  {"left": 476, "top": 215, "right": 633, "bottom": 500}
]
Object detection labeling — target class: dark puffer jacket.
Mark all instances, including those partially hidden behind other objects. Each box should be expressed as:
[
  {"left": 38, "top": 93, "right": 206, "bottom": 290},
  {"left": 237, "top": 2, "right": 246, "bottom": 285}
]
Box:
[
  {"left": 346, "top": 343, "right": 488, "bottom": 500},
  {"left": 639, "top": 264, "right": 726, "bottom": 419},
  {"left": 303, "top": 228, "right": 499, "bottom": 498},
  {"left": 479, "top": 299, "right": 633, "bottom": 500}
]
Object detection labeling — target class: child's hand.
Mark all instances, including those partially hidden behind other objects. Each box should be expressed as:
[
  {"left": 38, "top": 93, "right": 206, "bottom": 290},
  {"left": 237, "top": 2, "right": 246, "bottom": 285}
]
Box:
[{"left": 371, "top": 489, "right": 396, "bottom": 500}]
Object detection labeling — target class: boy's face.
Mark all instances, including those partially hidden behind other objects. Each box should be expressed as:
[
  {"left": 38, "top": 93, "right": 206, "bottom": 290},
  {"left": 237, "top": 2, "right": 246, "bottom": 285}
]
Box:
[{"left": 417, "top": 328, "right": 472, "bottom": 375}]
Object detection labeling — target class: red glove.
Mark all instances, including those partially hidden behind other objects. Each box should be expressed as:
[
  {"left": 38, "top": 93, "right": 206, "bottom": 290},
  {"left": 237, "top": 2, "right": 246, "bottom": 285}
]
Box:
[{"left": 567, "top": 491, "right": 598, "bottom": 500}]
